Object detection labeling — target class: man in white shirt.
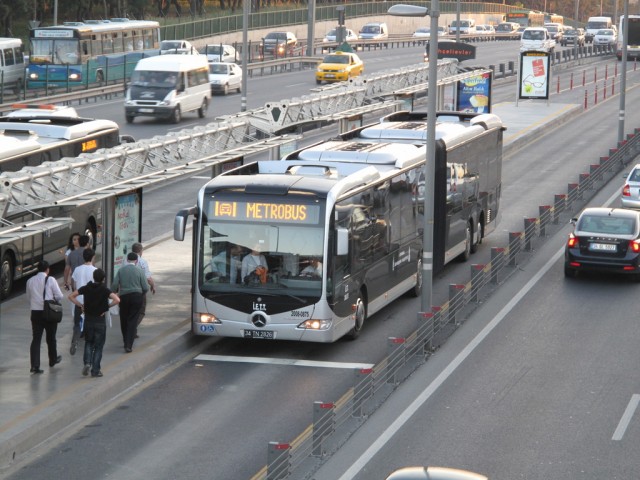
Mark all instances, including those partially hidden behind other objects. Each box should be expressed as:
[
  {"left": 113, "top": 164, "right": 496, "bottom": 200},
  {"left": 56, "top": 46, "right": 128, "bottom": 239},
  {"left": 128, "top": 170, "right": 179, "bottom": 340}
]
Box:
[
  {"left": 26, "top": 261, "right": 64, "bottom": 374},
  {"left": 69, "top": 248, "right": 97, "bottom": 355},
  {"left": 241, "top": 246, "right": 268, "bottom": 282},
  {"left": 300, "top": 257, "right": 323, "bottom": 277}
]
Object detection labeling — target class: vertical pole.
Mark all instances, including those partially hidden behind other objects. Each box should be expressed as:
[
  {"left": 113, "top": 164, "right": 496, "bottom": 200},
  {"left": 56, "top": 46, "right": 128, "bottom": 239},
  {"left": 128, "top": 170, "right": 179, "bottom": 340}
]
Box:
[
  {"left": 307, "top": 0, "right": 315, "bottom": 57},
  {"left": 241, "top": 0, "right": 249, "bottom": 112},
  {"left": 619, "top": 0, "right": 629, "bottom": 143}
]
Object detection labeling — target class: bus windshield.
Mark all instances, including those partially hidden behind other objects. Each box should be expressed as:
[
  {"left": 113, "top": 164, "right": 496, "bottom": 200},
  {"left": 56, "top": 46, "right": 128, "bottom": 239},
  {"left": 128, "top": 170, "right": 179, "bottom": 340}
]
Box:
[
  {"left": 30, "top": 39, "right": 80, "bottom": 64},
  {"left": 200, "top": 196, "right": 325, "bottom": 298}
]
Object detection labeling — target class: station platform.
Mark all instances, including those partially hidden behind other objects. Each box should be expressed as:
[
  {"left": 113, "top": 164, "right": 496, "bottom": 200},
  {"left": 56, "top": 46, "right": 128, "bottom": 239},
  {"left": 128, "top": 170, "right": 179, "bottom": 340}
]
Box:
[{"left": 0, "top": 100, "right": 582, "bottom": 473}]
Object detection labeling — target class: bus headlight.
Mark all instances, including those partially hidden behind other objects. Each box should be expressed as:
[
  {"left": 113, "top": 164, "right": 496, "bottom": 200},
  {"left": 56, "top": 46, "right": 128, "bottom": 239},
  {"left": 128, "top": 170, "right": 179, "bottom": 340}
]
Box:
[
  {"left": 29, "top": 72, "right": 39, "bottom": 80},
  {"left": 69, "top": 73, "right": 81, "bottom": 81},
  {"left": 197, "top": 313, "right": 221, "bottom": 324},
  {"left": 298, "top": 319, "right": 332, "bottom": 331}
]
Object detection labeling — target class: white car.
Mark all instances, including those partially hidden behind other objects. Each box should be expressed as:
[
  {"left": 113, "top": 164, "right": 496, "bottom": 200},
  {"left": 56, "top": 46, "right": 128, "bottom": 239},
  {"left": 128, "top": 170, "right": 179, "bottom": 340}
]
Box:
[
  {"left": 200, "top": 44, "right": 237, "bottom": 63},
  {"left": 323, "top": 28, "right": 358, "bottom": 43},
  {"left": 208, "top": 62, "right": 242, "bottom": 95},
  {"left": 160, "top": 39, "right": 197, "bottom": 55},
  {"left": 413, "top": 26, "right": 446, "bottom": 38},
  {"left": 477, "top": 24, "right": 495, "bottom": 35},
  {"left": 593, "top": 28, "right": 617, "bottom": 46}
]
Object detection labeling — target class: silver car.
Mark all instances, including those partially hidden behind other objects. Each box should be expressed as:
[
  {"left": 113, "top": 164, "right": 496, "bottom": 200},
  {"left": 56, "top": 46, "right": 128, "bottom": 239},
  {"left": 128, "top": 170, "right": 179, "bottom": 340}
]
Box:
[{"left": 621, "top": 164, "right": 640, "bottom": 208}]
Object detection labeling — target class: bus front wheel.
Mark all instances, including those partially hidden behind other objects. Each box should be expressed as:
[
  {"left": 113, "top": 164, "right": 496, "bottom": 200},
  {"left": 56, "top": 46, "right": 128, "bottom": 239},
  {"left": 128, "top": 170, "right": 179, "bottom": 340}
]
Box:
[
  {"left": 347, "top": 293, "right": 367, "bottom": 340},
  {"left": 0, "top": 252, "right": 15, "bottom": 300}
]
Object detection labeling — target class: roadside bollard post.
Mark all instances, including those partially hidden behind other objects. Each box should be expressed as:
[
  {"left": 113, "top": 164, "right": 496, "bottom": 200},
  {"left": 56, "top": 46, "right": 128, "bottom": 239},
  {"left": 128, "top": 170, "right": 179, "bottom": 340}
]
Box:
[
  {"left": 490, "top": 247, "right": 505, "bottom": 284},
  {"left": 417, "top": 311, "right": 435, "bottom": 355},
  {"left": 267, "top": 442, "right": 291, "bottom": 480},
  {"left": 600, "top": 155, "right": 611, "bottom": 172},
  {"left": 524, "top": 218, "right": 536, "bottom": 251},
  {"left": 553, "top": 194, "right": 566, "bottom": 224},
  {"left": 470, "top": 264, "right": 485, "bottom": 303},
  {"left": 590, "top": 164, "right": 601, "bottom": 183},
  {"left": 312, "top": 402, "right": 335, "bottom": 457},
  {"left": 567, "top": 183, "right": 579, "bottom": 208},
  {"left": 386, "top": 337, "right": 406, "bottom": 385},
  {"left": 508, "top": 232, "right": 522, "bottom": 266},
  {"left": 579, "top": 172, "right": 591, "bottom": 192},
  {"left": 448, "top": 284, "right": 465, "bottom": 324},
  {"left": 352, "top": 368, "right": 373, "bottom": 418},
  {"left": 539, "top": 205, "right": 551, "bottom": 235}
]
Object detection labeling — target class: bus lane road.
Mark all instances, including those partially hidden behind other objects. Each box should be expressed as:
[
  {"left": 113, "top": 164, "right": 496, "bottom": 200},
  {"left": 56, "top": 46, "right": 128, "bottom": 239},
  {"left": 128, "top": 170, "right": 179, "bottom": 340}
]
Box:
[{"left": 314, "top": 185, "right": 640, "bottom": 480}]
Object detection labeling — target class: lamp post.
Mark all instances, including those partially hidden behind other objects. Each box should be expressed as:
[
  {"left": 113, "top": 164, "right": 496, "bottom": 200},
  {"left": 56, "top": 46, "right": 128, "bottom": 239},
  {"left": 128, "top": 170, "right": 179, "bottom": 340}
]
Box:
[
  {"left": 241, "top": 0, "right": 249, "bottom": 112},
  {"left": 388, "top": 3, "right": 439, "bottom": 314}
]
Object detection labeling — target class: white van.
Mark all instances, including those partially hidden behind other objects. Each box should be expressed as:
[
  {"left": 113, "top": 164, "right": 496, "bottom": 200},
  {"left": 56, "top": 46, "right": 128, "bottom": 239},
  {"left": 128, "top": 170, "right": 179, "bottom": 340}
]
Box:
[
  {"left": 125, "top": 54, "right": 211, "bottom": 124},
  {"left": 358, "top": 22, "right": 389, "bottom": 40},
  {"left": 585, "top": 16, "right": 613, "bottom": 43},
  {"left": 520, "top": 27, "right": 556, "bottom": 53},
  {"left": 449, "top": 19, "right": 477, "bottom": 35},
  {"left": 0, "top": 38, "right": 27, "bottom": 92}
]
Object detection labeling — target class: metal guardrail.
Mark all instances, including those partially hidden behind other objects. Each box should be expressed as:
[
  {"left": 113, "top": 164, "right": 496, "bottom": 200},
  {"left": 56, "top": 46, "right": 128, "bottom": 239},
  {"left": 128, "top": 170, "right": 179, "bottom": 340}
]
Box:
[{"left": 249, "top": 126, "right": 640, "bottom": 480}]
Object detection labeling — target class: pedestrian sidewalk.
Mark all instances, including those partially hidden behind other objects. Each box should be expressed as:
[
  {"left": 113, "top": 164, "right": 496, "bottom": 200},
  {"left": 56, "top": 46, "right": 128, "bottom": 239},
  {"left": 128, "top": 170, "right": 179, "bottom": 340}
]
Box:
[{"left": 0, "top": 100, "right": 582, "bottom": 472}]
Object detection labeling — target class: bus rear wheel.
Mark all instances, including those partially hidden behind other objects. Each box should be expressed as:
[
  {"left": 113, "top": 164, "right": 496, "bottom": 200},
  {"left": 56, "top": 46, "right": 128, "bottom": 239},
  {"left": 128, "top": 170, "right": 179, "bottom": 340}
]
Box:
[
  {"left": 0, "top": 252, "right": 15, "bottom": 300},
  {"left": 347, "top": 294, "right": 367, "bottom": 340},
  {"left": 96, "top": 70, "right": 104, "bottom": 86},
  {"left": 471, "top": 218, "right": 483, "bottom": 254},
  {"left": 407, "top": 256, "right": 422, "bottom": 298}
]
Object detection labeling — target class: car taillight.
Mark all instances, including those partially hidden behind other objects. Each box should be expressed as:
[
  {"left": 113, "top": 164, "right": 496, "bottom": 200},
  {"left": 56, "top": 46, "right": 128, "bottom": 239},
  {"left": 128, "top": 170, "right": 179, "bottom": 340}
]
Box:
[
  {"left": 567, "top": 234, "right": 578, "bottom": 248},
  {"left": 622, "top": 184, "right": 631, "bottom": 197},
  {"left": 630, "top": 240, "right": 640, "bottom": 253}
]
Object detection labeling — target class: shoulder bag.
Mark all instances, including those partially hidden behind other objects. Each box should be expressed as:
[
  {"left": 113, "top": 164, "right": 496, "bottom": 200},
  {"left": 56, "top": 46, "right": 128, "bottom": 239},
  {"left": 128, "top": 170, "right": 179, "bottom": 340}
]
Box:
[{"left": 43, "top": 276, "right": 63, "bottom": 323}]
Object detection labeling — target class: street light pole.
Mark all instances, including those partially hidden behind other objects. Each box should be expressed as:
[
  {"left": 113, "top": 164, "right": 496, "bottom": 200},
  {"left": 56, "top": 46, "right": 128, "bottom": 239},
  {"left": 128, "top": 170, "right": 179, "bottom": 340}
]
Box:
[
  {"left": 388, "top": 3, "right": 439, "bottom": 313},
  {"left": 241, "top": 0, "right": 249, "bottom": 112}
]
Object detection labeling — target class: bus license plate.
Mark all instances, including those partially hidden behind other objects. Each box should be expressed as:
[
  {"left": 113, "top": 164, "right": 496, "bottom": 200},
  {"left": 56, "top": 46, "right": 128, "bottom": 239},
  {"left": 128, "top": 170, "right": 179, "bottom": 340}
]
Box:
[
  {"left": 244, "top": 329, "right": 275, "bottom": 339},
  {"left": 590, "top": 243, "right": 616, "bottom": 252}
]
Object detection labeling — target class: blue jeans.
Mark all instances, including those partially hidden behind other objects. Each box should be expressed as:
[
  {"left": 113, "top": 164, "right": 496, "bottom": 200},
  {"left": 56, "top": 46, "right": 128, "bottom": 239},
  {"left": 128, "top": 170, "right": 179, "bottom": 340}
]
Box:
[{"left": 83, "top": 319, "right": 106, "bottom": 375}]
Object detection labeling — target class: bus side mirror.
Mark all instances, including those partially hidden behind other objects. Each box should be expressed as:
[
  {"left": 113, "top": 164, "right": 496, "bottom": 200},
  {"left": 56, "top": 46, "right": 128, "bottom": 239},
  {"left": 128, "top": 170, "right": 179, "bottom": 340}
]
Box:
[
  {"left": 174, "top": 206, "right": 197, "bottom": 241},
  {"left": 337, "top": 227, "right": 349, "bottom": 255}
]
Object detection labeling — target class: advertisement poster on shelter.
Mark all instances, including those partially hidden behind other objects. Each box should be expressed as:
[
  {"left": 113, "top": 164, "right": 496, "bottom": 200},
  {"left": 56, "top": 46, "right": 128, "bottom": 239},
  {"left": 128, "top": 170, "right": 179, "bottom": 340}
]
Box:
[
  {"left": 456, "top": 72, "right": 491, "bottom": 113},
  {"left": 112, "top": 190, "right": 142, "bottom": 277},
  {"left": 519, "top": 52, "right": 550, "bottom": 99}
]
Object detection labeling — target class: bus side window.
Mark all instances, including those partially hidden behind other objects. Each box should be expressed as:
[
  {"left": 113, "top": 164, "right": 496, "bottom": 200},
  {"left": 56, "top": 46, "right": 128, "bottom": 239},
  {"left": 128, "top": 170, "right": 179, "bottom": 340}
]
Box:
[
  {"left": 81, "top": 41, "right": 89, "bottom": 56},
  {"left": 3, "top": 48, "right": 14, "bottom": 66}
]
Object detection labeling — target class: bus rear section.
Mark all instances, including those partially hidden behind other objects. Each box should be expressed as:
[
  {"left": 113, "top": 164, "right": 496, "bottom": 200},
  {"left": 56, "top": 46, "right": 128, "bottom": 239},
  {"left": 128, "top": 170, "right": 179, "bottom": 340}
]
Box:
[
  {"left": 334, "top": 110, "right": 504, "bottom": 273},
  {"left": 175, "top": 143, "right": 426, "bottom": 342},
  {"left": 617, "top": 15, "right": 640, "bottom": 60},
  {"left": 0, "top": 38, "right": 26, "bottom": 93}
]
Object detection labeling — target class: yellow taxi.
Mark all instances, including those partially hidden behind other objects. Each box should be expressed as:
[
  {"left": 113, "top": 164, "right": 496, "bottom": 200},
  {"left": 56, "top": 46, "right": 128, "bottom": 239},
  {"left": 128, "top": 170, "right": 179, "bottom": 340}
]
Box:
[{"left": 315, "top": 51, "right": 364, "bottom": 84}]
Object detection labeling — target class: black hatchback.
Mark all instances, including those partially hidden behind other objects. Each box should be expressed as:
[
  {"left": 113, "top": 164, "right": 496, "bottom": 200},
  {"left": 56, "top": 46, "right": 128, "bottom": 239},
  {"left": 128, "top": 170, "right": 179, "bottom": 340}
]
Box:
[{"left": 565, "top": 207, "right": 640, "bottom": 279}]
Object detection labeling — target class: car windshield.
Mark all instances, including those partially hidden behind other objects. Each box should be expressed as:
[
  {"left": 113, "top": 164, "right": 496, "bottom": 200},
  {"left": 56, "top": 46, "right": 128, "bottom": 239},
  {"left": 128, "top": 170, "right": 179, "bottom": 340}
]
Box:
[
  {"left": 361, "top": 25, "right": 380, "bottom": 34},
  {"left": 598, "top": 29, "right": 613, "bottom": 35},
  {"left": 161, "top": 41, "right": 182, "bottom": 50},
  {"left": 204, "top": 45, "right": 222, "bottom": 54},
  {"left": 209, "top": 64, "right": 229, "bottom": 74},
  {"left": 324, "top": 55, "right": 350, "bottom": 64},
  {"left": 326, "top": 29, "right": 336, "bottom": 37},
  {"left": 578, "top": 215, "right": 636, "bottom": 235},
  {"left": 565, "top": 29, "right": 577, "bottom": 35},
  {"left": 266, "top": 32, "right": 287, "bottom": 40}
]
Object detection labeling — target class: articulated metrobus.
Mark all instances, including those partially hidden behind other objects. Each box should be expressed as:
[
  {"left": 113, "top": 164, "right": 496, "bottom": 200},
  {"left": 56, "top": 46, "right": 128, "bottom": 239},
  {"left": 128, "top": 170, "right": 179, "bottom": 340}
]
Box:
[
  {"left": 27, "top": 18, "right": 160, "bottom": 88},
  {"left": 174, "top": 112, "right": 504, "bottom": 342},
  {"left": 0, "top": 105, "right": 127, "bottom": 299}
]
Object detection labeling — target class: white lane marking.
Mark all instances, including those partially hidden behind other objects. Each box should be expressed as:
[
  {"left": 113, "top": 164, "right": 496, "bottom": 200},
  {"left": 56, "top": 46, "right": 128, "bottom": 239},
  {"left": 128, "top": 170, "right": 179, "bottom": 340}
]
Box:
[
  {"left": 195, "top": 354, "right": 374, "bottom": 370},
  {"left": 337, "top": 189, "right": 622, "bottom": 480},
  {"left": 612, "top": 394, "right": 640, "bottom": 441}
]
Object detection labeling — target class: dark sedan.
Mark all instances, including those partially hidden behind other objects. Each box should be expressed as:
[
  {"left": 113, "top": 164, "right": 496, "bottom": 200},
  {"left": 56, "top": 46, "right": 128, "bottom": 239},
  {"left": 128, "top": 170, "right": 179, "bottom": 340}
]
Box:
[{"left": 564, "top": 207, "right": 640, "bottom": 279}]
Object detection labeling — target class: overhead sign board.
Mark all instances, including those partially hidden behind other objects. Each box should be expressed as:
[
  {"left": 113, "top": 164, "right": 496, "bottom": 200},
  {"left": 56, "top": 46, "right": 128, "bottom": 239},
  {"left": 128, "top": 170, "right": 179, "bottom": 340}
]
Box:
[{"left": 519, "top": 51, "right": 551, "bottom": 100}]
